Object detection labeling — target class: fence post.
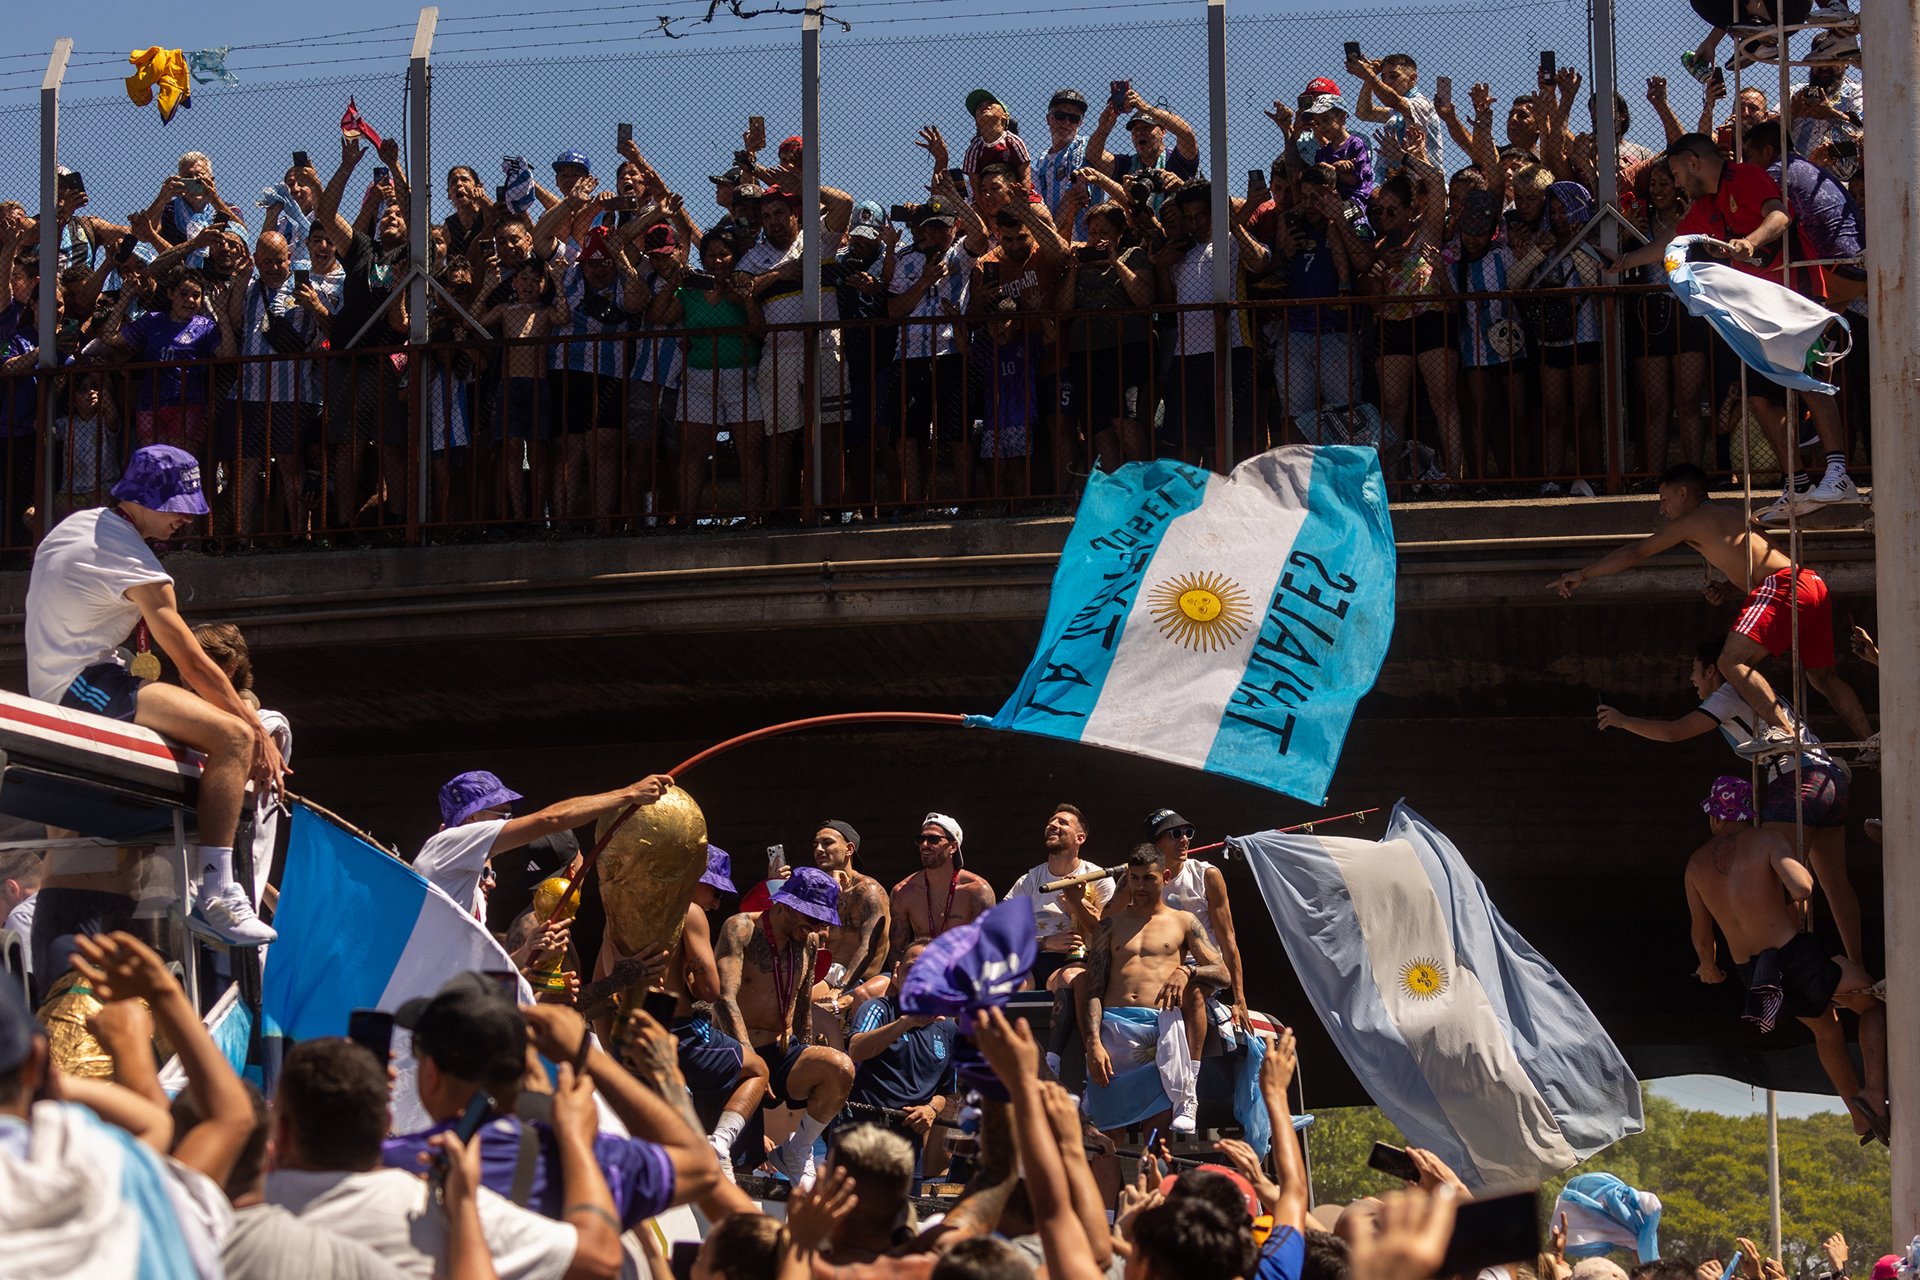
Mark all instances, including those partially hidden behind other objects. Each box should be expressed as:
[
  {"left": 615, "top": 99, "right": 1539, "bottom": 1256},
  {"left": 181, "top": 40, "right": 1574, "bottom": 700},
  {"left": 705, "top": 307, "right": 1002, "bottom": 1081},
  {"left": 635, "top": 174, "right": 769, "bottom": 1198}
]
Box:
[
  {"left": 36, "top": 39, "right": 72, "bottom": 545},
  {"left": 408, "top": 7, "right": 438, "bottom": 534},
  {"left": 1586, "top": 0, "right": 1626, "bottom": 487},
  {"left": 1206, "top": 0, "right": 1231, "bottom": 469},
  {"left": 802, "top": 0, "right": 823, "bottom": 514}
]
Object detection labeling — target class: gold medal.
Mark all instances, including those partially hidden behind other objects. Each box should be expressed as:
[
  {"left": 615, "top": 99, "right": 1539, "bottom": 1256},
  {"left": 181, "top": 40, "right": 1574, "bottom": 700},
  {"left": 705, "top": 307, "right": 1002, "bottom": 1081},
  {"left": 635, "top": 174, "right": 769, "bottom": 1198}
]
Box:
[{"left": 128, "top": 651, "right": 161, "bottom": 681}]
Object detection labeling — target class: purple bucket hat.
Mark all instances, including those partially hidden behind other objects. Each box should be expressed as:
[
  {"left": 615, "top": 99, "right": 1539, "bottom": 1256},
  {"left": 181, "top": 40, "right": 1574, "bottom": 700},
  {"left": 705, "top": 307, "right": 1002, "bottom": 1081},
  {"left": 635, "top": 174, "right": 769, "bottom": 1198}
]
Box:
[
  {"left": 112, "top": 444, "right": 211, "bottom": 515},
  {"left": 701, "top": 845, "right": 737, "bottom": 894},
  {"left": 1702, "top": 775, "right": 1755, "bottom": 822},
  {"left": 770, "top": 865, "right": 841, "bottom": 926},
  {"left": 438, "top": 769, "right": 524, "bottom": 828}
]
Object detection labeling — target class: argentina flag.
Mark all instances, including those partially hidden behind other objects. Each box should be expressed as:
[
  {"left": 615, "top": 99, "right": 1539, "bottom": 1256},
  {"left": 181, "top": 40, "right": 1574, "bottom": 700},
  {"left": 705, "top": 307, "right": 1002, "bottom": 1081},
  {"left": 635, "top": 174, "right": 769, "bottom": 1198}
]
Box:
[
  {"left": 1665, "top": 234, "right": 1848, "bottom": 394},
  {"left": 1235, "top": 802, "right": 1642, "bottom": 1188},
  {"left": 986, "top": 445, "right": 1394, "bottom": 804}
]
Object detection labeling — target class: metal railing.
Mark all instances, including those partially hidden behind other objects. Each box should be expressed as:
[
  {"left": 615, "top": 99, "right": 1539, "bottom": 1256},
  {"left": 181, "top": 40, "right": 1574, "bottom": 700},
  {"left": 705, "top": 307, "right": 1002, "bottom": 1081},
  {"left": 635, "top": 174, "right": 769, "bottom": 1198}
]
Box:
[{"left": 0, "top": 280, "right": 1869, "bottom": 553}]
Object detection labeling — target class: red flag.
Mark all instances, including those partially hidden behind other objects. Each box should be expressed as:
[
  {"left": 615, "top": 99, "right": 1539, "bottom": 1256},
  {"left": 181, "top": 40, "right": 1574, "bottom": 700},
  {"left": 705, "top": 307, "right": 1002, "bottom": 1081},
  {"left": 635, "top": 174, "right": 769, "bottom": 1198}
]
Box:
[{"left": 341, "top": 96, "right": 383, "bottom": 152}]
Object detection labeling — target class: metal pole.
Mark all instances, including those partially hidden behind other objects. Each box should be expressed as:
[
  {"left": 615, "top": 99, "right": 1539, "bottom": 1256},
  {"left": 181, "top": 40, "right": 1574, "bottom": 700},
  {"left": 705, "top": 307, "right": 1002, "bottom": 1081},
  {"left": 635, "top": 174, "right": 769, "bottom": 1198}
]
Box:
[
  {"left": 1587, "top": 0, "right": 1627, "bottom": 480},
  {"left": 1206, "top": 0, "right": 1231, "bottom": 468},
  {"left": 1766, "top": 1088, "right": 1782, "bottom": 1260},
  {"left": 802, "top": 0, "right": 824, "bottom": 510},
  {"left": 36, "top": 39, "right": 71, "bottom": 545},
  {"left": 408, "top": 8, "right": 437, "bottom": 529},
  {"left": 1863, "top": 0, "right": 1920, "bottom": 1240}
]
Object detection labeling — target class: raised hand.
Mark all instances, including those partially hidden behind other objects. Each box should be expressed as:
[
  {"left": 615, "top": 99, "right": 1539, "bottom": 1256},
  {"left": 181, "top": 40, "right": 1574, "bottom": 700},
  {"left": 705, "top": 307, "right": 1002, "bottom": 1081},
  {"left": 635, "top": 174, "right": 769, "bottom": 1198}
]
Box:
[
  {"left": 72, "top": 932, "right": 177, "bottom": 1005},
  {"left": 1215, "top": 1137, "right": 1282, "bottom": 1214},
  {"left": 1648, "top": 76, "right": 1668, "bottom": 107},
  {"left": 916, "top": 126, "right": 950, "bottom": 172},
  {"left": 1266, "top": 101, "right": 1295, "bottom": 133},
  {"left": 1821, "top": 1234, "right": 1848, "bottom": 1275},
  {"left": 787, "top": 1164, "right": 859, "bottom": 1252},
  {"left": 1349, "top": 1188, "right": 1459, "bottom": 1280},
  {"left": 628, "top": 774, "right": 674, "bottom": 804},
  {"left": 1470, "top": 83, "right": 1496, "bottom": 118}
]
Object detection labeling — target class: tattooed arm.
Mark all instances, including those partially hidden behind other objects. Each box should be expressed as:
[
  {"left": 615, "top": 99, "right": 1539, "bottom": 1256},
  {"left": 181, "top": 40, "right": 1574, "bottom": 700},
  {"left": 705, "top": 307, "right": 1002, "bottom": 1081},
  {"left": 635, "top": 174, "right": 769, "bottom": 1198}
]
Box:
[
  {"left": 838, "top": 880, "right": 891, "bottom": 987},
  {"left": 1186, "top": 916, "right": 1230, "bottom": 993},
  {"left": 886, "top": 880, "right": 917, "bottom": 969},
  {"left": 786, "top": 929, "right": 822, "bottom": 1047},
  {"left": 713, "top": 913, "right": 756, "bottom": 1047},
  {"left": 1081, "top": 920, "right": 1115, "bottom": 1086},
  {"left": 1203, "top": 864, "right": 1250, "bottom": 1028}
]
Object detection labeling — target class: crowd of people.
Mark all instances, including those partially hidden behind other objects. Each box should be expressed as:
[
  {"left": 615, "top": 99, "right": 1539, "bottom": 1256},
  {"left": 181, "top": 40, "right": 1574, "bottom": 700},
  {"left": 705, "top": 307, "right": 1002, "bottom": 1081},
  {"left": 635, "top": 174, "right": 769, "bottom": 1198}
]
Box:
[{"left": 0, "top": 5, "right": 1872, "bottom": 544}]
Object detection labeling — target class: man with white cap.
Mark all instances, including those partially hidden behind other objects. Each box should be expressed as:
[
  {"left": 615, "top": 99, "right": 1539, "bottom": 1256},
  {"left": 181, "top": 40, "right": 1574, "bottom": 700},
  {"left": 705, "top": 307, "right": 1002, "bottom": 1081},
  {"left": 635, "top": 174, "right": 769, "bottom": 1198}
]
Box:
[
  {"left": 25, "top": 444, "right": 281, "bottom": 947},
  {"left": 887, "top": 812, "right": 997, "bottom": 965},
  {"left": 713, "top": 865, "right": 854, "bottom": 1187},
  {"left": 412, "top": 769, "right": 673, "bottom": 926}
]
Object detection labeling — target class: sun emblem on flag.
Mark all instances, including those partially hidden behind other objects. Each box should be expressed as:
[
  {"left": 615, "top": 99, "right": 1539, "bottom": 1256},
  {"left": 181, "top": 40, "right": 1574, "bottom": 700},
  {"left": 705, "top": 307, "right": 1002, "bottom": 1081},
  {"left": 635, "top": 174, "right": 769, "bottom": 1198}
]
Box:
[
  {"left": 1148, "top": 571, "right": 1254, "bottom": 652},
  {"left": 1398, "top": 957, "right": 1448, "bottom": 1000}
]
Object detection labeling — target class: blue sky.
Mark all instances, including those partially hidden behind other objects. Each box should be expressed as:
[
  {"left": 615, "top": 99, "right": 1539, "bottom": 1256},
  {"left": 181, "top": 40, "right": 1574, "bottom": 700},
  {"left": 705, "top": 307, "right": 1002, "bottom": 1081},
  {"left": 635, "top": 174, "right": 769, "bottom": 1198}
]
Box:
[
  {"left": 0, "top": 0, "right": 1853, "bottom": 236},
  {"left": 1652, "top": 1076, "right": 1844, "bottom": 1119}
]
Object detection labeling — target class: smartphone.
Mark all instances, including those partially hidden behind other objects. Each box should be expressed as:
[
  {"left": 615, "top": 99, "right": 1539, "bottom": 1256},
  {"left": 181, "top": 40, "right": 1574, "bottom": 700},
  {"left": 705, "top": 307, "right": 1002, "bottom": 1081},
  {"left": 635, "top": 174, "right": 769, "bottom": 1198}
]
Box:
[
  {"left": 495, "top": 184, "right": 507, "bottom": 203},
  {"left": 1435, "top": 76, "right": 1453, "bottom": 109},
  {"left": 1248, "top": 168, "right": 1268, "bottom": 197},
  {"left": 1367, "top": 1141, "right": 1423, "bottom": 1183},
  {"left": 680, "top": 270, "right": 717, "bottom": 290},
  {"left": 669, "top": 1241, "right": 702, "bottom": 1280},
  {"left": 293, "top": 267, "right": 311, "bottom": 289},
  {"left": 480, "top": 968, "right": 520, "bottom": 998},
  {"left": 746, "top": 115, "right": 767, "bottom": 151},
  {"left": 373, "top": 165, "right": 391, "bottom": 184},
  {"left": 1110, "top": 79, "right": 1131, "bottom": 109},
  {"left": 211, "top": 211, "right": 232, "bottom": 228},
  {"left": 292, "top": 150, "right": 311, "bottom": 170},
  {"left": 1540, "top": 50, "right": 1556, "bottom": 79},
  {"left": 1344, "top": 41, "right": 1363, "bottom": 64},
  {"left": 1078, "top": 245, "right": 1109, "bottom": 263},
  {"left": 114, "top": 234, "right": 138, "bottom": 265},
  {"left": 617, "top": 122, "right": 633, "bottom": 147},
  {"left": 347, "top": 1009, "right": 394, "bottom": 1064},
  {"left": 1436, "top": 1190, "right": 1541, "bottom": 1277},
  {"left": 610, "top": 194, "right": 642, "bottom": 212},
  {"left": 767, "top": 844, "right": 787, "bottom": 877},
  {"left": 889, "top": 203, "right": 918, "bottom": 223},
  {"left": 642, "top": 989, "right": 679, "bottom": 1024}
]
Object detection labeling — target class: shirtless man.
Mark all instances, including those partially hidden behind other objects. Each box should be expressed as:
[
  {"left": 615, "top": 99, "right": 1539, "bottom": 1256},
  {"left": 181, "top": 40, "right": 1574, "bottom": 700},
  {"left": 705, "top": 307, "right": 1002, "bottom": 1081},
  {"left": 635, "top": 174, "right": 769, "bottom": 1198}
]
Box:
[
  {"left": 887, "top": 813, "right": 996, "bottom": 965},
  {"left": 656, "top": 845, "right": 767, "bottom": 1180},
  {"left": 1149, "top": 808, "right": 1252, "bottom": 1045},
  {"left": 812, "top": 820, "right": 891, "bottom": 1008},
  {"left": 1549, "top": 462, "right": 1876, "bottom": 756},
  {"left": 714, "top": 865, "right": 854, "bottom": 1188},
  {"left": 1081, "top": 845, "right": 1228, "bottom": 1202},
  {"left": 1684, "top": 775, "right": 1887, "bottom": 1144}
]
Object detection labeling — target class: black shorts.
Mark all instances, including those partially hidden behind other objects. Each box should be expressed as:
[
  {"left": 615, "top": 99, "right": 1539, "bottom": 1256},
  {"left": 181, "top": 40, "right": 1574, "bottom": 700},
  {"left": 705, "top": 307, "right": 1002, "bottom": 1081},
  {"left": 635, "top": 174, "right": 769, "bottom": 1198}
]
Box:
[
  {"left": 1689, "top": 0, "right": 1810, "bottom": 24},
  {"left": 58, "top": 661, "right": 144, "bottom": 722},
  {"left": 1761, "top": 757, "right": 1850, "bottom": 828},
  {"left": 324, "top": 354, "right": 405, "bottom": 447},
  {"left": 1738, "top": 931, "right": 1840, "bottom": 1023},
  {"left": 674, "top": 1014, "right": 746, "bottom": 1092},
  {"left": 213, "top": 400, "right": 311, "bottom": 458},
  {"left": 1030, "top": 950, "right": 1080, "bottom": 988},
  {"left": 884, "top": 354, "right": 969, "bottom": 445},
  {"left": 550, "top": 370, "right": 625, "bottom": 435},
  {"left": 625, "top": 381, "right": 678, "bottom": 449},
  {"left": 754, "top": 1040, "right": 811, "bottom": 1109},
  {"left": 1376, "top": 312, "right": 1450, "bottom": 357},
  {"left": 1062, "top": 343, "right": 1146, "bottom": 433},
  {"left": 1628, "top": 295, "right": 1714, "bottom": 359},
  {"left": 1541, "top": 340, "right": 1603, "bottom": 370}
]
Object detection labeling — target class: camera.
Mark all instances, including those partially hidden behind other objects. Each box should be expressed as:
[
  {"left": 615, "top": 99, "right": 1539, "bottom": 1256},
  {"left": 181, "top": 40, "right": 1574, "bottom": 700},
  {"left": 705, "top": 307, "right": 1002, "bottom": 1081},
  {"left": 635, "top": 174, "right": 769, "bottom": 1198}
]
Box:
[
  {"left": 610, "top": 194, "right": 643, "bottom": 212},
  {"left": 681, "top": 270, "right": 717, "bottom": 290}
]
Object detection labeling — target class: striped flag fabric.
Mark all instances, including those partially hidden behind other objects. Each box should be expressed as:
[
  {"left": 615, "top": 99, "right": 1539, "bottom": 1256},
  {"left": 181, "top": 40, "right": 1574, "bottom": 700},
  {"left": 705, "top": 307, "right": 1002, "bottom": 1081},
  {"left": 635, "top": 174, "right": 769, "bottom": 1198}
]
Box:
[
  {"left": 1234, "top": 802, "right": 1643, "bottom": 1188},
  {"left": 984, "top": 445, "right": 1395, "bottom": 804}
]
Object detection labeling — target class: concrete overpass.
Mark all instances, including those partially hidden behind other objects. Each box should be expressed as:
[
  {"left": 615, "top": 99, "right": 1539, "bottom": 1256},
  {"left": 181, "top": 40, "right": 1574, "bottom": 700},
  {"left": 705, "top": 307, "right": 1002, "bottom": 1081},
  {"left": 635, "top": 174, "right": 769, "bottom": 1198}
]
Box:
[{"left": 0, "top": 495, "right": 1882, "bottom": 1104}]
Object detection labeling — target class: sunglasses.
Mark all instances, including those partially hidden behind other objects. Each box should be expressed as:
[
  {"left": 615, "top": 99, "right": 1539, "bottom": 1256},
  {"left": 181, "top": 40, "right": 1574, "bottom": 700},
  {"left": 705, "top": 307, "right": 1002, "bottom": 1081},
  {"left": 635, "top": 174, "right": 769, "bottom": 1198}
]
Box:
[
  {"left": 916, "top": 833, "right": 949, "bottom": 845},
  {"left": 1166, "top": 825, "right": 1195, "bottom": 840},
  {"left": 1051, "top": 110, "right": 1084, "bottom": 123}
]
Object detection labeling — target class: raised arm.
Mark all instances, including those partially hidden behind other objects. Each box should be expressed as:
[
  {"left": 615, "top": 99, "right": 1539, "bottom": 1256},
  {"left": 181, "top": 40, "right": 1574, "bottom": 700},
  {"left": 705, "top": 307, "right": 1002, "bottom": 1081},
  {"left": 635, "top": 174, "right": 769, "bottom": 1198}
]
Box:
[
  {"left": 1348, "top": 57, "right": 1405, "bottom": 125},
  {"left": 1548, "top": 514, "right": 1694, "bottom": 595},
  {"left": 492, "top": 774, "right": 672, "bottom": 858},
  {"left": 1087, "top": 98, "right": 1121, "bottom": 174},
  {"left": 546, "top": 1063, "right": 625, "bottom": 1280},
  {"left": 1596, "top": 705, "right": 1718, "bottom": 742},
  {"left": 1466, "top": 84, "right": 1501, "bottom": 180},
  {"left": 1127, "top": 91, "right": 1200, "bottom": 166},
  {"left": 1647, "top": 77, "right": 1686, "bottom": 147},
  {"left": 314, "top": 133, "right": 365, "bottom": 251}
]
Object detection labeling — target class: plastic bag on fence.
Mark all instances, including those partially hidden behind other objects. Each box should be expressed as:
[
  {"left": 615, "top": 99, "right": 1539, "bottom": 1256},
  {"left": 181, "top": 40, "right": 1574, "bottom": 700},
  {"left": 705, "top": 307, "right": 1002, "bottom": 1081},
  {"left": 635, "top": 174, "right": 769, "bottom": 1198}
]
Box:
[{"left": 1301, "top": 401, "right": 1399, "bottom": 456}]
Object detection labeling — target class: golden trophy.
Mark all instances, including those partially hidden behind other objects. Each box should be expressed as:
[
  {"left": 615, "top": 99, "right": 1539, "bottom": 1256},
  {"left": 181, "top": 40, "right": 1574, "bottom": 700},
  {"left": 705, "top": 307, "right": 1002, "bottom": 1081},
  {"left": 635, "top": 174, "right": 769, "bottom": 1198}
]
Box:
[
  {"left": 526, "top": 874, "right": 581, "bottom": 996},
  {"left": 594, "top": 785, "right": 708, "bottom": 1011}
]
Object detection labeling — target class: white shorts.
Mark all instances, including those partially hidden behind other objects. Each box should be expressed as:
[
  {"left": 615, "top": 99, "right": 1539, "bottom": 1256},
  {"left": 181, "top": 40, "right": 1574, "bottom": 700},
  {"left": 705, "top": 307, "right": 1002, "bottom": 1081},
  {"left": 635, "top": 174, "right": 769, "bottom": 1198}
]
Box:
[
  {"left": 679, "top": 365, "right": 760, "bottom": 427},
  {"left": 759, "top": 338, "right": 845, "bottom": 436}
]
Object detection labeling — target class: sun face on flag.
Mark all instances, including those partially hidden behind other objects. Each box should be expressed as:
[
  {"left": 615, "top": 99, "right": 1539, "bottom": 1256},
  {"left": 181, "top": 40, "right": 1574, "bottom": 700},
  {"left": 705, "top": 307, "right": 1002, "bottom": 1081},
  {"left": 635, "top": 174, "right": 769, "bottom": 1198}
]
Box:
[
  {"left": 1399, "top": 957, "right": 1449, "bottom": 1000},
  {"left": 1148, "top": 571, "right": 1254, "bottom": 652}
]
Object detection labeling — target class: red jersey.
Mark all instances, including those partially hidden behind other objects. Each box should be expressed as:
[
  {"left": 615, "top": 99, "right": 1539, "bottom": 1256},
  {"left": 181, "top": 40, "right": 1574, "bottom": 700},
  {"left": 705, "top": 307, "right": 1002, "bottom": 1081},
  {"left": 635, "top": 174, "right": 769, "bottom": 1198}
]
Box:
[{"left": 1677, "top": 160, "right": 1824, "bottom": 297}]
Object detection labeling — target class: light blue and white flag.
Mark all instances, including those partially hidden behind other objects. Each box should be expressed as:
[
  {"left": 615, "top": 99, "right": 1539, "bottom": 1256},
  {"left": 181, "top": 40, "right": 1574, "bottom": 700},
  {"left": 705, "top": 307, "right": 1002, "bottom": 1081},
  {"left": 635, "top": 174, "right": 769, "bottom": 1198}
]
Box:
[
  {"left": 984, "top": 445, "right": 1394, "bottom": 804},
  {"left": 1235, "top": 802, "right": 1642, "bottom": 1188},
  {"left": 1665, "top": 234, "right": 1848, "bottom": 394},
  {"left": 262, "top": 803, "right": 527, "bottom": 1043}
]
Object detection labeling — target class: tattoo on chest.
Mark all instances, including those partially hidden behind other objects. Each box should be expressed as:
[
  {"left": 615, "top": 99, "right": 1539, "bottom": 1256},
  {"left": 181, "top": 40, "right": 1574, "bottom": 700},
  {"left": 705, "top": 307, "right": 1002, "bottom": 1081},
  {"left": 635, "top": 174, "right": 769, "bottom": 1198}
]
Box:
[{"left": 744, "top": 926, "right": 774, "bottom": 970}]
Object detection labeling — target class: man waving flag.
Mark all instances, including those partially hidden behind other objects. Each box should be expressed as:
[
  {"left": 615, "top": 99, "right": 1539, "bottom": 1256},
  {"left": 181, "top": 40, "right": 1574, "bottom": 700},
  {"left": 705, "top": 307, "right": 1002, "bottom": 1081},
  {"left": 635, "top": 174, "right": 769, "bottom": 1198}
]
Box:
[{"left": 983, "top": 445, "right": 1394, "bottom": 804}]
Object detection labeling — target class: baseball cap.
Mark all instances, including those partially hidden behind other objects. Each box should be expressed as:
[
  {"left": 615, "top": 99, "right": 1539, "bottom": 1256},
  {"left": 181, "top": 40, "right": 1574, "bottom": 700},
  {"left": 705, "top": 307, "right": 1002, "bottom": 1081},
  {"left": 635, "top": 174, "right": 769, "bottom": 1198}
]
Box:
[
  {"left": 759, "top": 186, "right": 796, "bottom": 209},
  {"left": 112, "top": 444, "right": 211, "bottom": 515},
  {"left": 576, "top": 226, "right": 613, "bottom": 262},
  {"left": 1702, "top": 775, "right": 1755, "bottom": 822},
  {"left": 732, "top": 182, "right": 767, "bottom": 203},
  {"left": 1126, "top": 112, "right": 1160, "bottom": 130},
  {"left": 1146, "top": 807, "right": 1192, "bottom": 838},
  {"left": 818, "top": 819, "right": 861, "bottom": 849},
  {"left": 642, "top": 223, "right": 680, "bottom": 252},
  {"left": 914, "top": 197, "right": 957, "bottom": 226},
  {"left": 1872, "top": 1258, "right": 1902, "bottom": 1280},
  {"left": 701, "top": 844, "right": 737, "bottom": 894},
  {"left": 1049, "top": 88, "right": 1088, "bottom": 111},
  {"left": 779, "top": 135, "right": 804, "bottom": 158},
  {"left": 397, "top": 972, "right": 526, "bottom": 1087},
  {"left": 966, "top": 89, "right": 1003, "bottom": 115},
  {"left": 1460, "top": 189, "right": 1502, "bottom": 237},
  {"left": 438, "top": 769, "right": 523, "bottom": 827},
  {"left": 707, "top": 164, "right": 746, "bottom": 187},
  {"left": 770, "top": 865, "right": 841, "bottom": 926},
  {"left": 848, "top": 200, "right": 885, "bottom": 240},
  {"left": 1301, "top": 94, "right": 1346, "bottom": 117},
  {"left": 1163, "top": 1166, "right": 1261, "bottom": 1220},
  {"left": 552, "top": 150, "right": 591, "bottom": 173},
  {"left": 1304, "top": 77, "right": 1342, "bottom": 97},
  {"left": 0, "top": 973, "right": 41, "bottom": 1075},
  {"left": 923, "top": 812, "right": 964, "bottom": 846}
]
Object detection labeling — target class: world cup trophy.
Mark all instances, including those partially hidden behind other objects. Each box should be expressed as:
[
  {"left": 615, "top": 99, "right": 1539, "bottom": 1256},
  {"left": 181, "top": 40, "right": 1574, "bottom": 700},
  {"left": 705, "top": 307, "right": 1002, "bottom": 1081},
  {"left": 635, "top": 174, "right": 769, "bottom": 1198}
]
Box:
[
  {"left": 594, "top": 784, "right": 709, "bottom": 1012},
  {"left": 527, "top": 874, "right": 582, "bottom": 996}
]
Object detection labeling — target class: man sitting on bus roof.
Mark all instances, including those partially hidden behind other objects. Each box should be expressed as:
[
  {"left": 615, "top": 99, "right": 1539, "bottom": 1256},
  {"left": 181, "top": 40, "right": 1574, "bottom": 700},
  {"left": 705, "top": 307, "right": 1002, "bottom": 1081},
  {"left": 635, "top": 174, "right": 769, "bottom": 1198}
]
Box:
[{"left": 23, "top": 445, "right": 283, "bottom": 947}]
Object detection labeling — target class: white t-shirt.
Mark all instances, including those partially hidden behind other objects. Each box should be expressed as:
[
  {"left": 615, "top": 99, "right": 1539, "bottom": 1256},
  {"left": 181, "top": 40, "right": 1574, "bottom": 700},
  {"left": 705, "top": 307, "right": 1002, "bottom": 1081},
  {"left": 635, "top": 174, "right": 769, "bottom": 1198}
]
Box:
[
  {"left": 738, "top": 231, "right": 839, "bottom": 355},
  {"left": 890, "top": 242, "right": 975, "bottom": 360},
  {"left": 23, "top": 507, "right": 173, "bottom": 703},
  {"left": 225, "top": 1202, "right": 410, "bottom": 1280},
  {"left": 1161, "top": 857, "right": 1217, "bottom": 951},
  {"left": 5, "top": 895, "right": 33, "bottom": 978},
  {"left": 411, "top": 818, "right": 507, "bottom": 920},
  {"left": 266, "top": 1166, "right": 577, "bottom": 1280},
  {"left": 1698, "top": 682, "right": 1831, "bottom": 783},
  {"left": 250, "top": 708, "right": 293, "bottom": 908},
  {"left": 1005, "top": 859, "right": 1115, "bottom": 940},
  {"left": 1168, "top": 239, "right": 1245, "bottom": 356}
]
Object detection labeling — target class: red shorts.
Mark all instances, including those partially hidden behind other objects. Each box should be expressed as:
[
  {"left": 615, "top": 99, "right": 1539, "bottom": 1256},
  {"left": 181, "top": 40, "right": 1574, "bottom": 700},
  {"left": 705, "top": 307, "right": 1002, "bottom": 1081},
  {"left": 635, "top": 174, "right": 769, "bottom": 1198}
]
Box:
[{"left": 1732, "top": 567, "right": 1834, "bottom": 668}]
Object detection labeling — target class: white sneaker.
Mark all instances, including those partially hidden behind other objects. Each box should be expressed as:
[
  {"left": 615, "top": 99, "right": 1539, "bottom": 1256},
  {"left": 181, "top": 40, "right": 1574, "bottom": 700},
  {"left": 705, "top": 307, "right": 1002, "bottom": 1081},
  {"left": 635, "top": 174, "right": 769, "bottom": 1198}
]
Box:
[
  {"left": 709, "top": 1134, "right": 737, "bottom": 1184},
  {"left": 1808, "top": 30, "right": 1860, "bottom": 62},
  {"left": 1755, "top": 487, "right": 1815, "bottom": 523},
  {"left": 1569, "top": 478, "right": 1597, "bottom": 498},
  {"left": 1804, "top": 470, "right": 1864, "bottom": 506},
  {"left": 1729, "top": 33, "right": 1781, "bottom": 67},
  {"left": 1735, "top": 724, "right": 1796, "bottom": 761},
  {"left": 1854, "top": 732, "right": 1880, "bottom": 769},
  {"left": 765, "top": 1141, "right": 816, "bottom": 1190},
  {"left": 189, "top": 883, "right": 277, "bottom": 946},
  {"left": 1171, "top": 1100, "right": 1199, "bottom": 1135}
]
